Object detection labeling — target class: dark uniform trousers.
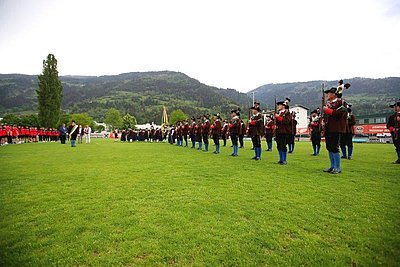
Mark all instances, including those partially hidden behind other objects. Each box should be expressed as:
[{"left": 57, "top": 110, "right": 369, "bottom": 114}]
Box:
[
  {"left": 251, "top": 135, "right": 261, "bottom": 148},
  {"left": 325, "top": 132, "right": 341, "bottom": 153},
  {"left": 265, "top": 133, "right": 273, "bottom": 143},
  {"left": 230, "top": 133, "right": 238, "bottom": 146},
  {"left": 202, "top": 133, "right": 209, "bottom": 144},
  {"left": 340, "top": 133, "right": 353, "bottom": 148},
  {"left": 311, "top": 132, "right": 321, "bottom": 146},
  {"left": 276, "top": 134, "right": 289, "bottom": 152},
  {"left": 213, "top": 134, "right": 220, "bottom": 146},
  {"left": 239, "top": 134, "right": 244, "bottom": 147}
]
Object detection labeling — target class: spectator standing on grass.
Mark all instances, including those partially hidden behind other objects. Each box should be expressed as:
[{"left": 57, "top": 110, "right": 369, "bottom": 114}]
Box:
[
  {"left": 113, "top": 128, "right": 119, "bottom": 141},
  {"left": 84, "top": 125, "right": 91, "bottom": 144},
  {"left": 68, "top": 121, "right": 79, "bottom": 147},
  {"left": 120, "top": 129, "right": 127, "bottom": 142},
  {"left": 387, "top": 99, "right": 400, "bottom": 164},
  {"left": 77, "top": 125, "right": 83, "bottom": 144},
  {"left": 59, "top": 124, "right": 67, "bottom": 144}
]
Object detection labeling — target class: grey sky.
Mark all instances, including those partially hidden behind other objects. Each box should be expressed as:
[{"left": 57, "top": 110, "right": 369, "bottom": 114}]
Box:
[{"left": 0, "top": 0, "right": 399, "bottom": 92}]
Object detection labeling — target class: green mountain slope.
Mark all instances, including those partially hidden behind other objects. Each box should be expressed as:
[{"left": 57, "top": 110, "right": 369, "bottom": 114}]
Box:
[
  {"left": 248, "top": 77, "right": 400, "bottom": 116},
  {"left": 0, "top": 71, "right": 250, "bottom": 123}
]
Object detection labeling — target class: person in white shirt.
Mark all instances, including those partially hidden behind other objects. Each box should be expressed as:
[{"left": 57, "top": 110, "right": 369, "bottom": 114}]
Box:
[{"left": 84, "top": 125, "right": 92, "bottom": 144}]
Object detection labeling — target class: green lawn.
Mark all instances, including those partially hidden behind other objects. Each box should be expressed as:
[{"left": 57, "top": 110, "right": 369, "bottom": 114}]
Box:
[{"left": 0, "top": 140, "right": 399, "bottom": 266}]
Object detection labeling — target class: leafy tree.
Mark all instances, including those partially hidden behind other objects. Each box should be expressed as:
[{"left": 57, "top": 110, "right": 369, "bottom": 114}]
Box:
[
  {"left": 2, "top": 113, "right": 21, "bottom": 125},
  {"left": 122, "top": 113, "right": 137, "bottom": 129},
  {"left": 105, "top": 108, "right": 123, "bottom": 130},
  {"left": 58, "top": 113, "right": 72, "bottom": 127},
  {"left": 170, "top": 109, "right": 188, "bottom": 125},
  {"left": 36, "top": 54, "right": 63, "bottom": 128},
  {"left": 20, "top": 114, "right": 39, "bottom": 127},
  {"left": 95, "top": 124, "right": 105, "bottom": 133},
  {"left": 70, "top": 113, "right": 94, "bottom": 128}
]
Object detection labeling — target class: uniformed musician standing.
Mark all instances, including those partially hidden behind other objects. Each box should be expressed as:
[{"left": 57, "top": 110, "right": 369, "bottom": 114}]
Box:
[
  {"left": 211, "top": 113, "right": 222, "bottom": 154},
  {"left": 195, "top": 116, "right": 203, "bottom": 150},
  {"left": 202, "top": 114, "right": 211, "bottom": 152},
  {"left": 221, "top": 120, "right": 228, "bottom": 147},
  {"left": 275, "top": 101, "right": 292, "bottom": 164},
  {"left": 249, "top": 106, "right": 264, "bottom": 160},
  {"left": 309, "top": 110, "right": 322, "bottom": 156},
  {"left": 340, "top": 106, "right": 356, "bottom": 159},
  {"left": 387, "top": 99, "right": 400, "bottom": 164},
  {"left": 229, "top": 109, "right": 241, "bottom": 156},
  {"left": 264, "top": 115, "right": 275, "bottom": 151},
  {"left": 322, "top": 87, "right": 348, "bottom": 174}
]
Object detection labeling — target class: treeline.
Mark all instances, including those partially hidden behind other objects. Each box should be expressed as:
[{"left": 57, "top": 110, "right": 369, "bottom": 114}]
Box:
[{"left": 0, "top": 72, "right": 250, "bottom": 124}]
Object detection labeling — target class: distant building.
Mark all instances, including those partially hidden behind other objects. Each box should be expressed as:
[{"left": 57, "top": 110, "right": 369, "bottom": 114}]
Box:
[
  {"left": 289, "top": 105, "right": 309, "bottom": 134},
  {"left": 136, "top": 122, "right": 161, "bottom": 130},
  {"left": 263, "top": 104, "right": 310, "bottom": 135},
  {"left": 355, "top": 112, "right": 391, "bottom": 125},
  {"left": 353, "top": 112, "right": 392, "bottom": 136}
]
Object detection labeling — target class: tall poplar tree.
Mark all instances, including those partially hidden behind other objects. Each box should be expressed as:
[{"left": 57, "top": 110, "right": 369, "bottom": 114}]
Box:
[{"left": 36, "top": 54, "right": 63, "bottom": 128}]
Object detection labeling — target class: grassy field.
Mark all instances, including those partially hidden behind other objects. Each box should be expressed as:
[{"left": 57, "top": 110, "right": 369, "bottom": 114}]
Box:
[{"left": 0, "top": 139, "right": 399, "bottom": 266}]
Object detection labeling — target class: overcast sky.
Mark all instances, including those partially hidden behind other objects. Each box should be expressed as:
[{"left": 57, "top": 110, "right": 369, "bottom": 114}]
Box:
[{"left": 0, "top": 0, "right": 399, "bottom": 92}]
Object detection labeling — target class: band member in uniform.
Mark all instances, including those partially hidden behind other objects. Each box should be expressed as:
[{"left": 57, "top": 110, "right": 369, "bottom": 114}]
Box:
[
  {"left": 221, "top": 120, "right": 228, "bottom": 147},
  {"left": 249, "top": 106, "right": 263, "bottom": 160},
  {"left": 288, "top": 112, "right": 297, "bottom": 153},
  {"left": 202, "top": 114, "right": 211, "bottom": 152},
  {"left": 68, "top": 120, "right": 79, "bottom": 147},
  {"left": 229, "top": 109, "right": 241, "bottom": 156},
  {"left": 309, "top": 110, "right": 322, "bottom": 155},
  {"left": 275, "top": 100, "right": 292, "bottom": 164},
  {"left": 340, "top": 106, "right": 356, "bottom": 159},
  {"left": 211, "top": 113, "right": 222, "bottom": 154},
  {"left": 264, "top": 114, "right": 275, "bottom": 151},
  {"left": 239, "top": 119, "right": 246, "bottom": 148},
  {"left": 189, "top": 117, "right": 196, "bottom": 148},
  {"left": 387, "top": 99, "right": 400, "bottom": 164},
  {"left": 322, "top": 87, "right": 348, "bottom": 174},
  {"left": 183, "top": 120, "right": 189, "bottom": 147},
  {"left": 195, "top": 116, "right": 203, "bottom": 150},
  {"left": 176, "top": 122, "right": 183, "bottom": 146}
]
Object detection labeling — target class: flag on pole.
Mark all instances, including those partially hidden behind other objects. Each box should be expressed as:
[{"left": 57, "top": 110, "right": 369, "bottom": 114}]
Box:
[{"left": 162, "top": 106, "right": 169, "bottom": 129}]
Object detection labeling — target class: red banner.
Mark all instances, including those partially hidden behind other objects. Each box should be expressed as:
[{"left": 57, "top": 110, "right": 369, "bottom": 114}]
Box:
[{"left": 354, "top": 124, "right": 390, "bottom": 135}]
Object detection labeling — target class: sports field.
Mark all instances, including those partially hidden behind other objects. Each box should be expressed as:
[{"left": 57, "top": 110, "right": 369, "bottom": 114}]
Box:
[{"left": 0, "top": 140, "right": 399, "bottom": 266}]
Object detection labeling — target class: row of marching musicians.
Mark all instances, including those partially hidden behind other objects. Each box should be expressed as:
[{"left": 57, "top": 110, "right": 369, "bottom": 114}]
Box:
[
  {"left": 170, "top": 100, "right": 299, "bottom": 163},
  {"left": 170, "top": 89, "right": 367, "bottom": 175}
]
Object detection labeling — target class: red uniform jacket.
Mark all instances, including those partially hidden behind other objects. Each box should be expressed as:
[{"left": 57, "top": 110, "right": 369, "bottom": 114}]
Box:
[
  {"left": 275, "top": 110, "right": 292, "bottom": 135},
  {"left": 229, "top": 116, "right": 241, "bottom": 134},
  {"left": 324, "top": 98, "right": 347, "bottom": 134}
]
